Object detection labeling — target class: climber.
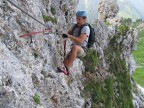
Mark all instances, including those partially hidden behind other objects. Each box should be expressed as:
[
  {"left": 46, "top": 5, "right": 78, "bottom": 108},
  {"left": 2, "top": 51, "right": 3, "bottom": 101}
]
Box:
[{"left": 57, "top": 10, "right": 90, "bottom": 75}]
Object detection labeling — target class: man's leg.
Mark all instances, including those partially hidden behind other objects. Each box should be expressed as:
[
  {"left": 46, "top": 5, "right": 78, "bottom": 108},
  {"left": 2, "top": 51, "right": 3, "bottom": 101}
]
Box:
[{"left": 64, "top": 45, "right": 81, "bottom": 68}]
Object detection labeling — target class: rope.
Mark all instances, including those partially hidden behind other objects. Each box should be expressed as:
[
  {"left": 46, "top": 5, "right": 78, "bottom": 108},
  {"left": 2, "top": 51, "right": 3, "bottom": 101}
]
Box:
[
  {"left": 7, "top": 0, "right": 48, "bottom": 27},
  {"left": 19, "top": 29, "right": 52, "bottom": 38}
]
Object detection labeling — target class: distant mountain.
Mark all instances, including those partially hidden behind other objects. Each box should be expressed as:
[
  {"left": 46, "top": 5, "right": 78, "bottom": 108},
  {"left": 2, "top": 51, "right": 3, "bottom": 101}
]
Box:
[
  {"left": 117, "top": 0, "right": 144, "bottom": 21},
  {"left": 77, "top": 0, "right": 144, "bottom": 22}
]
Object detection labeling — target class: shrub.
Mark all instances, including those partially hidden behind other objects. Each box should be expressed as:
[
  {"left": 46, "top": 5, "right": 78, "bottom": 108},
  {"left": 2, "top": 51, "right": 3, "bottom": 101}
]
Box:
[
  {"left": 105, "top": 21, "right": 111, "bottom": 26},
  {"left": 51, "top": 7, "right": 56, "bottom": 15},
  {"left": 33, "top": 53, "right": 38, "bottom": 59},
  {"left": 136, "top": 19, "right": 143, "bottom": 22},
  {"left": 81, "top": 34, "right": 134, "bottom": 108},
  {"left": 117, "top": 24, "right": 129, "bottom": 35},
  {"left": 120, "top": 18, "right": 132, "bottom": 25},
  {"left": 82, "top": 49, "right": 98, "bottom": 73},
  {"left": 33, "top": 93, "right": 40, "bottom": 105},
  {"left": 43, "top": 15, "right": 57, "bottom": 23},
  {"left": 83, "top": 77, "right": 114, "bottom": 108}
]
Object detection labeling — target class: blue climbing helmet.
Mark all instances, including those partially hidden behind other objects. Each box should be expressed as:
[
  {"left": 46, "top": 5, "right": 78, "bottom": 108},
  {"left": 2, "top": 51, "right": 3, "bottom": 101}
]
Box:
[{"left": 76, "top": 11, "right": 87, "bottom": 17}]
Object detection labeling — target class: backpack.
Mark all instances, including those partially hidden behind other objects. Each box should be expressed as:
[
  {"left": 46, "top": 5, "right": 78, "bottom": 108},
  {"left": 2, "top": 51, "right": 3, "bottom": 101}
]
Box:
[{"left": 71, "top": 23, "right": 96, "bottom": 48}]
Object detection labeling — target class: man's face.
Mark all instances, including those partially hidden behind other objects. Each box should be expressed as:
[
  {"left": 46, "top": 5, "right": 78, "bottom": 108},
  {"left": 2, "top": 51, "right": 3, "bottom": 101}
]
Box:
[{"left": 76, "top": 16, "right": 85, "bottom": 26}]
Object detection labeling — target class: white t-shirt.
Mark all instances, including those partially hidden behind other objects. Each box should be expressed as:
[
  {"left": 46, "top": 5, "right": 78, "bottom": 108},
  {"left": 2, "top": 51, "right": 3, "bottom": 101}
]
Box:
[{"left": 71, "top": 24, "right": 90, "bottom": 47}]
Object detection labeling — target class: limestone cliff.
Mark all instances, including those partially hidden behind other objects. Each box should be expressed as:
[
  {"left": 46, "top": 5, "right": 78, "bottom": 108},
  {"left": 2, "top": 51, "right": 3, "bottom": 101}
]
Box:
[{"left": 0, "top": 0, "right": 143, "bottom": 108}]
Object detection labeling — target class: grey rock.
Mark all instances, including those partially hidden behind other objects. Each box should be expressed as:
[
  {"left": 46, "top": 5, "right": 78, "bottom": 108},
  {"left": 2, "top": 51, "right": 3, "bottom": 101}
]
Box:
[{"left": 98, "top": 0, "right": 119, "bottom": 20}]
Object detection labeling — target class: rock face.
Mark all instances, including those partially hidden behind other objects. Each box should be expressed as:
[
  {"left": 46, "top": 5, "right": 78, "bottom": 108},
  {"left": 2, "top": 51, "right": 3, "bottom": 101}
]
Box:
[
  {"left": 133, "top": 85, "right": 144, "bottom": 108},
  {"left": 0, "top": 0, "right": 85, "bottom": 108},
  {"left": 0, "top": 0, "right": 143, "bottom": 108},
  {"left": 97, "top": 1, "right": 144, "bottom": 108},
  {"left": 98, "top": 0, "right": 119, "bottom": 20}
]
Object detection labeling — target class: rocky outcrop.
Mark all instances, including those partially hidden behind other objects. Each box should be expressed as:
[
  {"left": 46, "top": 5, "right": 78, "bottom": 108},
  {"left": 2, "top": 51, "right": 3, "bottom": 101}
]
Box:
[
  {"left": 98, "top": 0, "right": 119, "bottom": 20},
  {"left": 136, "top": 23, "right": 144, "bottom": 31},
  {"left": 133, "top": 84, "right": 144, "bottom": 108},
  {"left": 98, "top": 1, "right": 144, "bottom": 108}
]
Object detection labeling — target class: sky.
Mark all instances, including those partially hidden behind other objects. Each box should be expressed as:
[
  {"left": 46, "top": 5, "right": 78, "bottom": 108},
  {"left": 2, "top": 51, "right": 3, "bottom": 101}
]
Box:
[
  {"left": 77, "top": 0, "right": 99, "bottom": 23},
  {"left": 118, "top": 0, "right": 144, "bottom": 20},
  {"left": 77, "top": 0, "right": 144, "bottom": 22},
  {"left": 128, "top": 0, "right": 144, "bottom": 18}
]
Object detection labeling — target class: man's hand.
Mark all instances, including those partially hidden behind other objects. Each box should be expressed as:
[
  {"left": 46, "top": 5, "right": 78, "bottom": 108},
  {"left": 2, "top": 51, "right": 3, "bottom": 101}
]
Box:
[{"left": 62, "top": 34, "right": 69, "bottom": 38}]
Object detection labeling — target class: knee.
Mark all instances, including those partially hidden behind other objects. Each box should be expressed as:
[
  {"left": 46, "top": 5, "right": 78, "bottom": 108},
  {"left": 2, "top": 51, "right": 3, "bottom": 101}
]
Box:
[{"left": 72, "top": 45, "right": 80, "bottom": 51}]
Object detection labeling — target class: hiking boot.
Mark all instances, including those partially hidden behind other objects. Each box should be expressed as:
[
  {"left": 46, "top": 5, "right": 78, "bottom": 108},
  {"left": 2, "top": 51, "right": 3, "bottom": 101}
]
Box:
[{"left": 57, "top": 66, "right": 69, "bottom": 76}]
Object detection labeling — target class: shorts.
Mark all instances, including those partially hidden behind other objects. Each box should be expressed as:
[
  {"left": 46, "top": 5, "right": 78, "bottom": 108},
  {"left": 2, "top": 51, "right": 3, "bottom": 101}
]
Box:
[
  {"left": 66, "top": 47, "right": 87, "bottom": 59},
  {"left": 77, "top": 47, "right": 86, "bottom": 58}
]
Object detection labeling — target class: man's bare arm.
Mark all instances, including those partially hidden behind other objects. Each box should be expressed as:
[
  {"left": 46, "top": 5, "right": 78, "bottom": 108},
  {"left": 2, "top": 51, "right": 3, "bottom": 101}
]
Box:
[{"left": 68, "top": 33, "right": 87, "bottom": 44}]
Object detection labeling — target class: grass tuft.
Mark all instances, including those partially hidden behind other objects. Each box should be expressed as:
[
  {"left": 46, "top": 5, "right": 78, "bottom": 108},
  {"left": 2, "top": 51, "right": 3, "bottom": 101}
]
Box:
[
  {"left": 43, "top": 15, "right": 57, "bottom": 23},
  {"left": 51, "top": 7, "right": 56, "bottom": 15},
  {"left": 82, "top": 49, "right": 98, "bottom": 73},
  {"left": 33, "top": 93, "right": 40, "bottom": 105}
]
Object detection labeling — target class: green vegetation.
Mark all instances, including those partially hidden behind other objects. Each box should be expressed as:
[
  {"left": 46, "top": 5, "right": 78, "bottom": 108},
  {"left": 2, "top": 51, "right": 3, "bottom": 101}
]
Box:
[
  {"left": 81, "top": 18, "right": 143, "bottom": 107},
  {"left": 43, "top": 15, "right": 57, "bottom": 23},
  {"left": 83, "top": 77, "right": 114, "bottom": 108},
  {"left": 105, "top": 21, "right": 111, "bottom": 26},
  {"left": 33, "top": 93, "right": 40, "bottom": 105},
  {"left": 120, "top": 17, "right": 132, "bottom": 26},
  {"left": 133, "top": 30, "right": 144, "bottom": 87},
  {"left": 117, "top": 23, "right": 129, "bottom": 35},
  {"left": 131, "top": 19, "right": 144, "bottom": 28},
  {"left": 82, "top": 33, "right": 134, "bottom": 108},
  {"left": 120, "top": 18, "right": 144, "bottom": 28},
  {"left": 34, "top": 53, "right": 38, "bottom": 58},
  {"left": 51, "top": 7, "right": 56, "bottom": 15},
  {"left": 119, "top": 18, "right": 144, "bottom": 87},
  {"left": 82, "top": 49, "right": 98, "bottom": 73},
  {"left": 105, "top": 35, "right": 133, "bottom": 108},
  {"left": 83, "top": 73, "right": 133, "bottom": 108}
]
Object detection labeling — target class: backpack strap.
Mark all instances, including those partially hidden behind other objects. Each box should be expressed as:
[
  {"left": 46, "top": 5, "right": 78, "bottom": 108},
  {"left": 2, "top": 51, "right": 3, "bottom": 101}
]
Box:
[
  {"left": 71, "top": 23, "right": 89, "bottom": 37},
  {"left": 71, "top": 24, "right": 78, "bottom": 35},
  {"left": 78, "top": 23, "right": 89, "bottom": 36}
]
